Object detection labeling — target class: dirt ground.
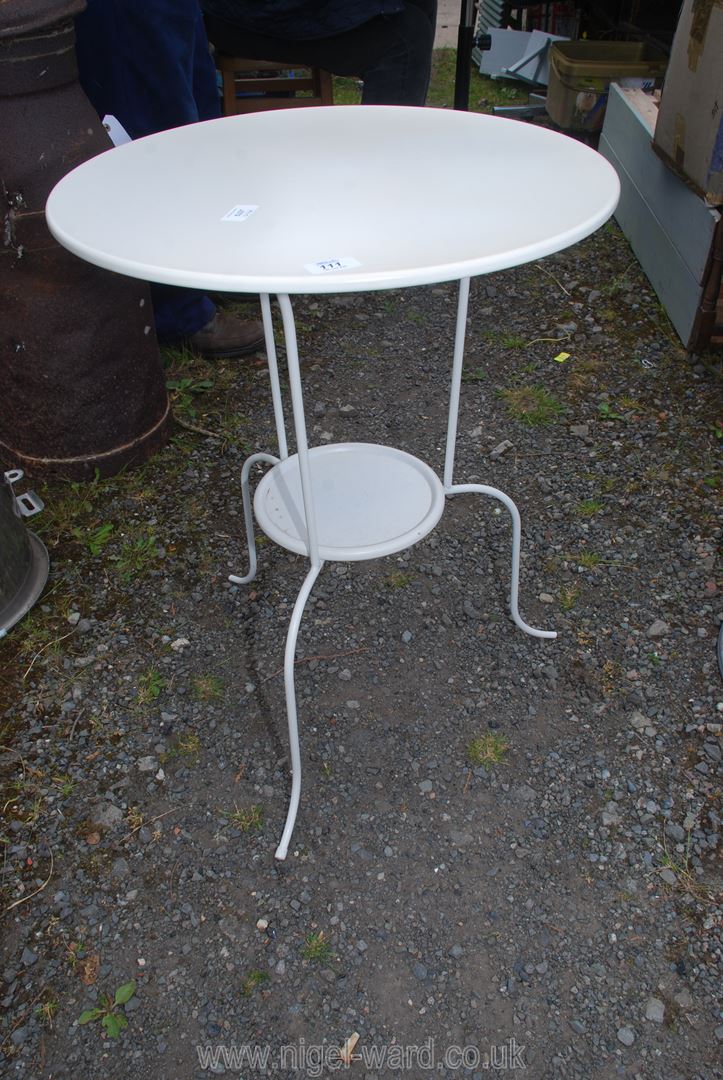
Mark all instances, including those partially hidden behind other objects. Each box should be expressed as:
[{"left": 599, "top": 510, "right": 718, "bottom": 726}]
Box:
[{"left": 1, "top": 150, "right": 722, "bottom": 1080}]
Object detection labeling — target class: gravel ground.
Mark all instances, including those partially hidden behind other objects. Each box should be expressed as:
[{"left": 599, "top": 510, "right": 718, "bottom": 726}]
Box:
[{"left": 1, "top": 218, "right": 721, "bottom": 1080}]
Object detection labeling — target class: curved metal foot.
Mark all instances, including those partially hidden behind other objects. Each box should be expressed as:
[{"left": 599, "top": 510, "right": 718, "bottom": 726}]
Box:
[
  {"left": 275, "top": 562, "right": 324, "bottom": 860},
  {"left": 446, "top": 483, "right": 557, "bottom": 640},
  {"left": 228, "top": 452, "right": 279, "bottom": 585}
]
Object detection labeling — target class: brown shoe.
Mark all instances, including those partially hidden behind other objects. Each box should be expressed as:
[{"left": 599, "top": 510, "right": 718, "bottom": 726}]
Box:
[{"left": 186, "top": 311, "right": 265, "bottom": 358}]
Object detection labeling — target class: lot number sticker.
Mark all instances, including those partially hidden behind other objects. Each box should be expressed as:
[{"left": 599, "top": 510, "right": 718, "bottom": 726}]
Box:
[
  {"left": 221, "top": 205, "right": 258, "bottom": 222},
  {"left": 305, "top": 257, "right": 361, "bottom": 275}
]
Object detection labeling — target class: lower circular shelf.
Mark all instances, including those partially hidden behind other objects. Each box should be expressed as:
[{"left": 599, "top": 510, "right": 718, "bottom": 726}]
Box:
[{"left": 254, "top": 442, "right": 445, "bottom": 561}]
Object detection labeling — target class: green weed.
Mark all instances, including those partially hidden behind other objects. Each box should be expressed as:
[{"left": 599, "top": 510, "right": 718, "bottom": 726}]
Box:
[
  {"left": 576, "top": 551, "right": 602, "bottom": 569},
  {"left": 499, "top": 385, "right": 565, "bottom": 426},
  {"left": 78, "top": 979, "right": 136, "bottom": 1039},
  {"left": 598, "top": 402, "right": 625, "bottom": 422},
  {"left": 73, "top": 521, "right": 114, "bottom": 555},
  {"left": 223, "top": 804, "right": 263, "bottom": 833},
  {"left": 384, "top": 571, "right": 413, "bottom": 589},
  {"left": 166, "top": 376, "right": 214, "bottom": 421},
  {"left": 115, "top": 529, "right": 161, "bottom": 581},
  {"left": 192, "top": 675, "right": 224, "bottom": 701},
  {"left": 575, "top": 498, "right": 603, "bottom": 516},
  {"left": 559, "top": 584, "right": 580, "bottom": 610},
  {"left": 241, "top": 969, "right": 269, "bottom": 997},
  {"left": 467, "top": 733, "right": 509, "bottom": 768},
  {"left": 137, "top": 668, "right": 164, "bottom": 705},
  {"left": 301, "top": 931, "right": 333, "bottom": 963},
  {"left": 35, "top": 1000, "right": 59, "bottom": 1025}
]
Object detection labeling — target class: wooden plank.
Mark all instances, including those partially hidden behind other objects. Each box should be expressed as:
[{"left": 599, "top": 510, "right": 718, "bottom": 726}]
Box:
[
  {"left": 602, "top": 84, "right": 719, "bottom": 283},
  {"left": 599, "top": 134, "right": 703, "bottom": 348},
  {"left": 624, "top": 87, "right": 659, "bottom": 130}
]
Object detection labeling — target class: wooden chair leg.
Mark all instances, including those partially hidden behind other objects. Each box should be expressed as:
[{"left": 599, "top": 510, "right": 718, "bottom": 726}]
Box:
[
  {"left": 317, "top": 67, "right": 334, "bottom": 105},
  {"left": 221, "top": 69, "right": 238, "bottom": 116}
]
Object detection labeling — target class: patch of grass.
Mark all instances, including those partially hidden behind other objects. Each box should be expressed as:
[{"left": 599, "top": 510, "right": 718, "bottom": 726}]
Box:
[
  {"left": 601, "top": 659, "right": 618, "bottom": 695},
  {"left": 115, "top": 527, "right": 162, "bottom": 581},
  {"left": 241, "top": 969, "right": 269, "bottom": 997},
  {"left": 331, "top": 75, "right": 362, "bottom": 105},
  {"left": 35, "top": 1000, "right": 59, "bottom": 1025},
  {"left": 499, "top": 385, "right": 565, "bottom": 427},
  {"left": 467, "top": 733, "right": 509, "bottom": 768},
  {"left": 659, "top": 831, "right": 718, "bottom": 905},
  {"left": 163, "top": 346, "right": 255, "bottom": 449},
  {"left": 575, "top": 498, "right": 603, "bottom": 517},
  {"left": 165, "top": 376, "right": 214, "bottom": 421},
  {"left": 427, "top": 48, "right": 529, "bottom": 111},
  {"left": 575, "top": 551, "right": 602, "bottom": 569},
  {"left": 301, "top": 930, "right": 333, "bottom": 964},
  {"left": 333, "top": 49, "right": 530, "bottom": 112},
  {"left": 598, "top": 401, "right": 625, "bottom": 422},
  {"left": 384, "top": 571, "right": 413, "bottom": 589},
  {"left": 52, "top": 774, "right": 76, "bottom": 797},
  {"left": 559, "top": 584, "right": 580, "bottom": 611},
  {"left": 501, "top": 333, "right": 527, "bottom": 349},
  {"left": 137, "top": 667, "right": 164, "bottom": 706},
  {"left": 461, "top": 366, "right": 486, "bottom": 383},
  {"left": 223, "top": 804, "right": 263, "bottom": 833},
  {"left": 73, "top": 521, "right": 114, "bottom": 556},
  {"left": 192, "top": 675, "right": 224, "bottom": 701},
  {"left": 618, "top": 395, "right": 642, "bottom": 410},
  {"left": 168, "top": 732, "right": 202, "bottom": 759},
  {"left": 13, "top": 611, "right": 71, "bottom": 663},
  {"left": 34, "top": 473, "right": 106, "bottom": 547}
]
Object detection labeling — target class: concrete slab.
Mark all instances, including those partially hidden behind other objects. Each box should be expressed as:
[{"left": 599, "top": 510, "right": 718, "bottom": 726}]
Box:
[{"left": 435, "top": 0, "right": 461, "bottom": 48}]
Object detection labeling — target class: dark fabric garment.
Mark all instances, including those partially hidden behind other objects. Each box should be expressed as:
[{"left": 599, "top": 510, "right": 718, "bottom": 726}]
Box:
[
  {"left": 74, "top": 0, "right": 218, "bottom": 340},
  {"left": 204, "top": 0, "right": 437, "bottom": 106},
  {"left": 201, "top": 0, "right": 404, "bottom": 40}
]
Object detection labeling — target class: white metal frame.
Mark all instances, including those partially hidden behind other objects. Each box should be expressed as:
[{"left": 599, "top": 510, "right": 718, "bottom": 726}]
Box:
[{"left": 230, "top": 279, "right": 555, "bottom": 860}]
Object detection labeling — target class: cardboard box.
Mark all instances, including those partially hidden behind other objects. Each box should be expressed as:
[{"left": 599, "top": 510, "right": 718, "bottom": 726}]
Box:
[{"left": 653, "top": 0, "right": 723, "bottom": 206}]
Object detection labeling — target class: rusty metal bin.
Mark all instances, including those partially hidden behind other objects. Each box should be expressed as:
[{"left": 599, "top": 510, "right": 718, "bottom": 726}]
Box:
[{"left": 0, "top": 0, "right": 171, "bottom": 480}]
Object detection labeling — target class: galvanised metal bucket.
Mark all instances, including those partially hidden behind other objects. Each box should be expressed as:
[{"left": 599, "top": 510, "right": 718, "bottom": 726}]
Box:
[{"left": 0, "top": 470, "right": 49, "bottom": 638}]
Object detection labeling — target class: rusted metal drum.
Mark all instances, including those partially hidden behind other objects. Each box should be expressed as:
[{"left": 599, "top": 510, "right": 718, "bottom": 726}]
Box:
[
  {"left": 0, "top": 0, "right": 171, "bottom": 480},
  {"left": 0, "top": 470, "right": 49, "bottom": 638}
]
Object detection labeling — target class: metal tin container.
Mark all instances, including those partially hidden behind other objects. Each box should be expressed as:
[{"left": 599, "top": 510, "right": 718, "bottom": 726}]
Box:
[
  {"left": 0, "top": 0, "right": 170, "bottom": 479},
  {"left": 0, "top": 470, "right": 49, "bottom": 637}
]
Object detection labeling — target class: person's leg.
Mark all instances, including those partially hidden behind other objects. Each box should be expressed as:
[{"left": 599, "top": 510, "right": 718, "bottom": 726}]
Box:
[
  {"left": 204, "top": 1, "right": 436, "bottom": 106},
  {"left": 75, "top": 1, "right": 263, "bottom": 354},
  {"left": 192, "top": 2, "right": 225, "bottom": 123},
  {"left": 75, "top": 0, "right": 217, "bottom": 138},
  {"left": 405, "top": 0, "right": 438, "bottom": 33}
]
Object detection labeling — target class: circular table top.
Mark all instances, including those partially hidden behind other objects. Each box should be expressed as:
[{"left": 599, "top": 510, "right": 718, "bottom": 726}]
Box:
[{"left": 46, "top": 105, "right": 620, "bottom": 295}]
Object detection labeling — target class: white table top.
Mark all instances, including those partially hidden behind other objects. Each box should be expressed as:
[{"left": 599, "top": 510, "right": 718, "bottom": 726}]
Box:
[{"left": 46, "top": 105, "right": 619, "bottom": 295}]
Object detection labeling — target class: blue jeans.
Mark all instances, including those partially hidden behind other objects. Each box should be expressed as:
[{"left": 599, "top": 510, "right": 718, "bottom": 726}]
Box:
[
  {"left": 203, "top": 0, "right": 437, "bottom": 106},
  {"left": 74, "top": 0, "right": 218, "bottom": 340}
]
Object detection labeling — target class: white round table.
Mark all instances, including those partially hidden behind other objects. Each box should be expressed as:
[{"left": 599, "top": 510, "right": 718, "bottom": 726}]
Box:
[{"left": 47, "top": 106, "right": 620, "bottom": 859}]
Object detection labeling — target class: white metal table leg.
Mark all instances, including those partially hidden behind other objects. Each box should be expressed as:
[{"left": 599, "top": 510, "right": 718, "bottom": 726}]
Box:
[
  {"left": 446, "top": 484, "right": 556, "bottom": 639},
  {"left": 275, "top": 561, "right": 323, "bottom": 860},
  {"left": 229, "top": 452, "right": 279, "bottom": 585},
  {"left": 260, "top": 293, "right": 289, "bottom": 461},
  {"left": 443, "top": 277, "right": 556, "bottom": 640}
]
